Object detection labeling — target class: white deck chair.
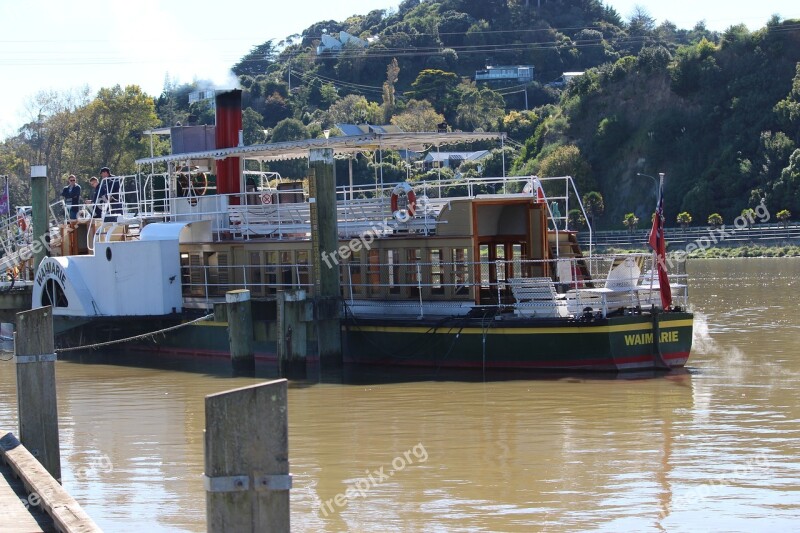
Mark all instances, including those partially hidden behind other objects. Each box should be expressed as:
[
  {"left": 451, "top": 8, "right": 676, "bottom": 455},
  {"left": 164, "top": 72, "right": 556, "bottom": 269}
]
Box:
[{"left": 509, "top": 277, "right": 570, "bottom": 318}]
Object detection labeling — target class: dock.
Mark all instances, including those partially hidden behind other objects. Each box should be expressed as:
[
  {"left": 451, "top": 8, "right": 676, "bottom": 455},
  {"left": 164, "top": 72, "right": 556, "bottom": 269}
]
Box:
[
  {"left": 0, "top": 449, "right": 55, "bottom": 532},
  {"left": 1, "top": 432, "right": 100, "bottom": 532}
]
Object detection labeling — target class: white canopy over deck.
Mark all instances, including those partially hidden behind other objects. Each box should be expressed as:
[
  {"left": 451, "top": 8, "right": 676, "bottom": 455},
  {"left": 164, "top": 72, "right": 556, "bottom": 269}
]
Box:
[{"left": 136, "top": 131, "right": 506, "bottom": 166}]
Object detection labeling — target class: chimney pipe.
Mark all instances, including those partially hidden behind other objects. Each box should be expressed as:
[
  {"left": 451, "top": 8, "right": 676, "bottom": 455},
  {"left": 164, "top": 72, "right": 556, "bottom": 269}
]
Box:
[{"left": 215, "top": 89, "right": 243, "bottom": 202}]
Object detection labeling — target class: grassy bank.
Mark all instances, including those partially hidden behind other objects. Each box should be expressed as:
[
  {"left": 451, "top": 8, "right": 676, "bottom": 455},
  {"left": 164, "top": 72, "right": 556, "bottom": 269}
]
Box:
[{"left": 599, "top": 244, "right": 800, "bottom": 258}]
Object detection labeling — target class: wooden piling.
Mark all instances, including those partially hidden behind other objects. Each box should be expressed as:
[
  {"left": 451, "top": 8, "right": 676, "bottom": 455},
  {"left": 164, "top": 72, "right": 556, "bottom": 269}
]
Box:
[
  {"left": 15, "top": 306, "right": 61, "bottom": 481},
  {"left": 308, "top": 149, "right": 342, "bottom": 375},
  {"left": 30, "top": 165, "right": 48, "bottom": 271},
  {"left": 276, "top": 289, "right": 309, "bottom": 378},
  {"left": 226, "top": 289, "right": 254, "bottom": 375},
  {"left": 205, "top": 379, "right": 291, "bottom": 533}
]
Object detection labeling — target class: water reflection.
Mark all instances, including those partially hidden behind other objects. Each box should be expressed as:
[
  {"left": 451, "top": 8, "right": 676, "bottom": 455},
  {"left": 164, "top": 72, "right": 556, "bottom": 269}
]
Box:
[{"left": 0, "top": 258, "right": 798, "bottom": 531}]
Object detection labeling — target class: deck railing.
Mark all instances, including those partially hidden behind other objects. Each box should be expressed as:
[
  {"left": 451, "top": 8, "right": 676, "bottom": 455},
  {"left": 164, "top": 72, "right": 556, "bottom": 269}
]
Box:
[
  {"left": 177, "top": 254, "right": 688, "bottom": 318},
  {"left": 99, "top": 173, "right": 595, "bottom": 243}
]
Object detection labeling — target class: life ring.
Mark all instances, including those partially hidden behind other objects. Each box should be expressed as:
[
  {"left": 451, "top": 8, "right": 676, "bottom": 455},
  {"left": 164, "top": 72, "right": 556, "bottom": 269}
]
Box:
[
  {"left": 261, "top": 192, "right": 272, "bottom": 205},
  {"left": 390, "top": 182, "right": 416, "bottom": 222},
  {"left": 77, "top": 208, "right": 91, "bottom": 222}
]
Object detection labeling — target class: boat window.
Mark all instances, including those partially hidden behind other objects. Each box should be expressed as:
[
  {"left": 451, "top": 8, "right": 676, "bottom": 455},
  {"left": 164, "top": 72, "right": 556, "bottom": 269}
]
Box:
[
  {"left": 265, "top": 251, "right": 278, "bottom": 295},
  {"left": 407, "top": 248, "right": 421, "bottom": 298},
  {"left": 249, "top": 252, "right": 262, "bottom": 296},
  {"left": 453, "top": 248, "right": 470, "bottom": 297},
  {"left": 212, "top": 252, "right": 229, "bottom": 296},
  {"left": 387, "top": 249, "right": 401, "bottom": 295},
  {"left": 280, "top": 251, "right": 293, "bottom": 288},
  {"left": 185, "top": 253, "right": 204, "bottom": 297},
  {"left": 512, "top": 243, "right": 524, "bottom": 278},
  {"left": 348, "top": 252, "right": 363, "bottom": 296},
  {"left": 368, "top": 249, "right": 381, "bottom": 297},
  {"left": 41, "top": 279, "right": 68, "bottom": 308},
  {"left": 495, "top": 243, "right": 506, "bottom": 283},
  {"left": 479, "top": 244, "right": 490, "bottom": 289},
  {"left": 296, "top": 251, "right": 309, "bottom": 289},
  {"left": 430, "top": 249, "right": 444, "bottom": 295}
]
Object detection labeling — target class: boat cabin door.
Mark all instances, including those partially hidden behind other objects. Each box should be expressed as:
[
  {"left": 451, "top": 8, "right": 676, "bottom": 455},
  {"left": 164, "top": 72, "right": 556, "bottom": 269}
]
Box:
[{"left": 473, "top": 199, "right": 549, "bottom": 305}]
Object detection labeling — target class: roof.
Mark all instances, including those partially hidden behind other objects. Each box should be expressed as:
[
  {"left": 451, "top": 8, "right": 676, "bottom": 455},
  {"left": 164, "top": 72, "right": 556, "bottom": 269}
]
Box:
[
  {"left": 424, "top": 150, "right": 490, "bottom": 162},
  {"left": 136, "top": 131, "right": 505, "bottom": 165},
  {"left": 335, "top": 123, "right": 404, "bottom": 135}
]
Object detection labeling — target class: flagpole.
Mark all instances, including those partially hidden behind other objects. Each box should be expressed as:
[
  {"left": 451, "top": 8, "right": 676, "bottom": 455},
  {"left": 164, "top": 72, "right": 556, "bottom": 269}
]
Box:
[{"left": 646, "top": 174, "right": 660, "bottom": 296}]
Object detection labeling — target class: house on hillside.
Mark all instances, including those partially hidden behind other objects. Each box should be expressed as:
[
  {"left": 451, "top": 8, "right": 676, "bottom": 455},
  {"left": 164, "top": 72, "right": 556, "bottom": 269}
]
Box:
[
  {"left": 335, "top": 124, "right": 421, "bottom": 162},
  {"left": 547, "top": 71, "right": 585, "bottom": 88},
  {"left": 475, "top": 65, "right": 535, "bottom": 85},
  {"left": 316, "top": 31, "right": 368, "bottom": 55},
  {"left": 420, "top": 150, "right": 490, "bottom": 171}
]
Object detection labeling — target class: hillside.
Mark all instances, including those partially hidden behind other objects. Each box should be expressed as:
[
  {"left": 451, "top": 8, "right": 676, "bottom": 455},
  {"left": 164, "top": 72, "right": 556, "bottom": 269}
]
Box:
[{"left": 1, "top": 1, "right": 799, "bottom": 232}]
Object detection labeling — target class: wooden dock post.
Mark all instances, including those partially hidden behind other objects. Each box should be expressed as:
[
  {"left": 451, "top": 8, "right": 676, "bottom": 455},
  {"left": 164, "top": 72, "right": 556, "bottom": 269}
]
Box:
[
  {"left": 15, "top": 306, "right": 61, "bottom": 481},
  {"left": 30, "top": 165, "right": 49, "bottom": 271},
  {"left": 205, "top": 379, "right": 291, "bottom": 532},
  {"left": 308, "top": 149, "right": 343, "bottom": 378},
  {"left": 226, "top": 289, "right": 255, "bottom": 375},
  {"left": 276, "top": 289, "right": 310, "bottom": 378}
]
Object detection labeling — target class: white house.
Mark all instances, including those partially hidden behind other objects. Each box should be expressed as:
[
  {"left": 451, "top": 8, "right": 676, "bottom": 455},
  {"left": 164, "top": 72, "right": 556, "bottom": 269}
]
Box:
[
  {"left": 316, "top": 31, "right": 368, "bottom": 55},
  {"left": 475, "top": 65, "right": 535, "bottom": 84}
]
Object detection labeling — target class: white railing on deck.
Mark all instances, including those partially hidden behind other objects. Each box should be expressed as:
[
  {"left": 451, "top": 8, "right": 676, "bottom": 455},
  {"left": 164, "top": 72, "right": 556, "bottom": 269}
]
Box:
[
  {"left": 178, "top": 254, "right": 688, "bottom": 317},
  {"left": 111, "top": 173, "right": 594, "bottom": 245}
]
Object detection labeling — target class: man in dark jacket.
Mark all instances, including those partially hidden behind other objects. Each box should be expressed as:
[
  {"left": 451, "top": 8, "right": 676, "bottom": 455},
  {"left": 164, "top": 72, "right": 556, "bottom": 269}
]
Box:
[
  {"left": 61, "top": 174, "right": 82, "bottom": 219},
  {"left": 96, "top": 166, "right": 121, "bottom": 215}
]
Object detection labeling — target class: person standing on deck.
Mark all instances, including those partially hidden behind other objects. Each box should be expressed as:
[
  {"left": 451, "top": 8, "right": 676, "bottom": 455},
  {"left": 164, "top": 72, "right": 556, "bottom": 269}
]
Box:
[
  {"left": 85, "top": 176, "right": 100, "bottom": 217},
  {"left": 61, "top": 174, "right": 82, "bottom": 220},
  {"left": 96, "top": 166, "right": 121, "bottom": 215}
]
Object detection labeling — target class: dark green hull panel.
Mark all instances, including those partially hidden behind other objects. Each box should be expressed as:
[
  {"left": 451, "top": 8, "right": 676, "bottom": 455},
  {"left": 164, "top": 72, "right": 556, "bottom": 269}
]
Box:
[{"left": 342, "top": 312, "right": 693, "bottom": 371}]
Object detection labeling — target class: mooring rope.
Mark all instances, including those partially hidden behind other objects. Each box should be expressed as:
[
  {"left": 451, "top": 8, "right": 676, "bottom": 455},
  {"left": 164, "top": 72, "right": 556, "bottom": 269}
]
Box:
[{"left": 55, "top": 313, "right": 215, "bottom": 353}]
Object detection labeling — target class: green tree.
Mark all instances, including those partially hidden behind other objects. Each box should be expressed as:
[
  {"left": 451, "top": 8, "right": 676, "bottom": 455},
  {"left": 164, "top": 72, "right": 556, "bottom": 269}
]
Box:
[
  {"left": 581, "top": 191, "right": 604, "bottom": 227},
  {"left": 707, "top": 213, "right": 723, "bottom": 228},
  {"left": 567, "top": 208, "right": 586, "bottom": 230},
  {"left": 676, "top": 211, "right": 692, "bottom": 229},
  {"left": 772, "top": 149, "right": 800, "bottom": 213},
  {"left": 408, "top": 69, "right": 459, "bottom": 113},
  {"left": 319, "top": 83, "right": 339, "bottom": 109},
  {"left": 502, "top": 110, "right": 539, "bottom": 143},
  {"left": 88, "top": 84, "right": 159, "bottom": 174},
  {"left": 777, "top": 209, "right": 791, "bottom": 227},
  {"left": 232, "top": 40, "right": 279, "bottom": 76},
  {"left": 774, "top": 62, "right": 800, "bottom": 144},
  {"left": 271, "top": 118, "right": 308, "bottom": 142},
  {"left": 623, "top": 212, "right": 639, "bottom": 232},
  {"left": 538, "top": 145, "right": 593, "bottom": 192},
  {"left": 382, "top": 58, "right": 400, "bottom": 123},
  {"left": 455, "top": 85, "right": 505, "bottom": 131},
  {"left": 326, "top": 94, "right": 382, "bottom": 125},
  {"left": 242, "top": 108, "right": 266, "bottom": 146},
  {"left": 390, "top": 99, "right": 444, "bottom": 132}
]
